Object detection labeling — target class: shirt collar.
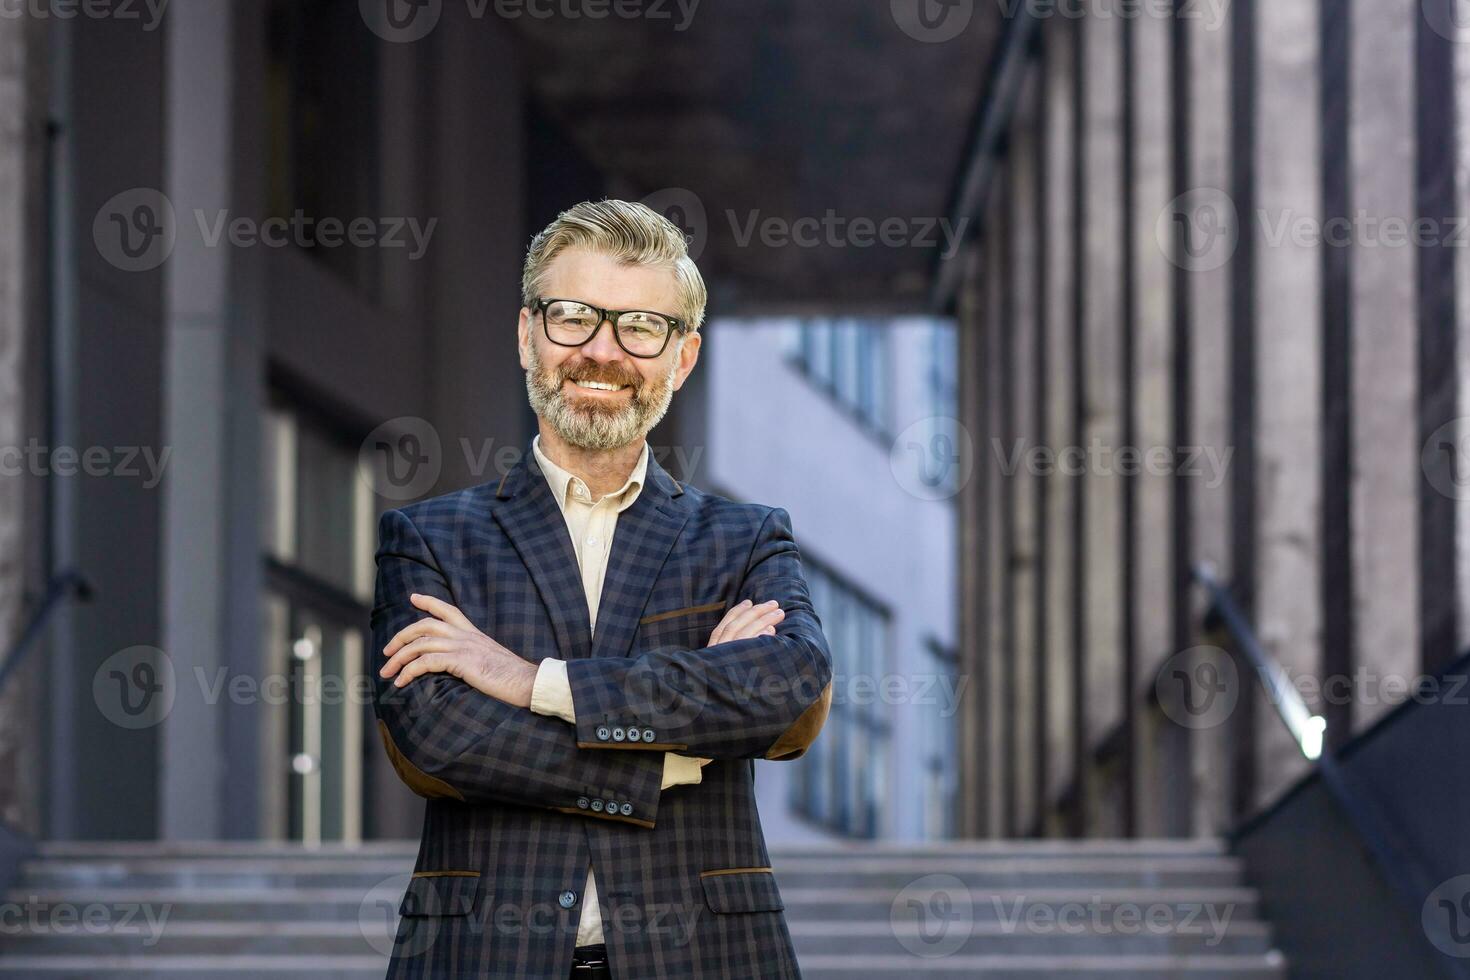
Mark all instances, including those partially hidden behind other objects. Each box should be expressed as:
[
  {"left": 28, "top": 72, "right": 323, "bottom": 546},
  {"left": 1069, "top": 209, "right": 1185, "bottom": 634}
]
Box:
[{"left": 532, "top": 432, "right": 649, "bottom": 513}]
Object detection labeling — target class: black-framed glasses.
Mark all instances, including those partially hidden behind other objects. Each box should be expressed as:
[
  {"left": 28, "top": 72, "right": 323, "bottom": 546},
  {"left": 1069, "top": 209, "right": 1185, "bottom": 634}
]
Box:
[{"left": 533, "top": 298, "right": 688, "bottom": 359}]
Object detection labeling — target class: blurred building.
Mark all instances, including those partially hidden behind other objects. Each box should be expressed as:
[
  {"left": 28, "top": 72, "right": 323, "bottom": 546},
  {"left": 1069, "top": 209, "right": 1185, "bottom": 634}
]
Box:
[
  {"left": 700, "top": 316, "right": 959, "bottom": 843},
  {"left": 946, "top": 0, "right": 1470, "bottom": 845},
  {"left": 0, "top": 0, "right": 967, "bottom": 850}
]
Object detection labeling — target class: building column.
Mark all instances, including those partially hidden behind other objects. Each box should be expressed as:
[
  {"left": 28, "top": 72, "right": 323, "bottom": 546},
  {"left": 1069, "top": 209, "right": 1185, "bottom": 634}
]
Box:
[
  {"left": 1252, "top": 0, "right": 1322, "bottom": 807},
  {"left": 1127, "top": 2, "right": 1175, "bottom": 837},
  {"left": 1008, "top": 74, "right": 1042, "bottom": 836},
  {"left": 1348, "top": 0, "right": 1418, "bottom": 731},
  {"left": 0, "top": 9, "right": 49, "bottom": 837},
  {"left": 1181, "top": 0, "right": 1236, "bottom": 836},
  {"left": 1079, "top": 0, "right": 1127, "bottom": 834},
  {"left": 1039, "top": 13, "right": 1078, "bottom": 836}
]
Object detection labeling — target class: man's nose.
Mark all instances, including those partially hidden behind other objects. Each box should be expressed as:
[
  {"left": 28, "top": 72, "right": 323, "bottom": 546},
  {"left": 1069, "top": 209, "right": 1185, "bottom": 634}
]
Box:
[{"left": 582, "top": 318, "right": 626, "bottom": 360}]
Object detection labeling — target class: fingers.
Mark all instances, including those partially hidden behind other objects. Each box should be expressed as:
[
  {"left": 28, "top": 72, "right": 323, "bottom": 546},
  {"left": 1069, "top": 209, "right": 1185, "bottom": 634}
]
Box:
[
  {"left": 392, "top": 650, "right": 464, "bottom": 688},
  {"left": 380, "top": 635, "right": 454, "bottom": 679},
  {"left": 409, "top": 593, "right": 475, "bottom": 632},
  {"left": 707, "top": 599, "right": 784, "bottom": 646},
  {"left": 384, "top": 617, "right": 455, "bottom": 658}
]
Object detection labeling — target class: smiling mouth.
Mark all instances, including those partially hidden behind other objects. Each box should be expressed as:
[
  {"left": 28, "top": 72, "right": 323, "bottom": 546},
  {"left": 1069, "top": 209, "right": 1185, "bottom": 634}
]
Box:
[{"left": 567, "top": 378, "right": 632, "bottom": 394}]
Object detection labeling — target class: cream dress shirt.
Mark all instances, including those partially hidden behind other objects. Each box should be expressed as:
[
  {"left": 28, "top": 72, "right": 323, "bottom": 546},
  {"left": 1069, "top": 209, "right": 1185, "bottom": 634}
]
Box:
[{"left": 525, "top": 433, "right": 709, "bottom": 947}]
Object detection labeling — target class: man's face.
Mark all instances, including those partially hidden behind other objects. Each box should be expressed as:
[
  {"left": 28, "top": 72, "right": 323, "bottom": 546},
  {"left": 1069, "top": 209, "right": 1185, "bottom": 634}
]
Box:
[{"left": 518, "top": 247, "right": 701, "bottom": 451}]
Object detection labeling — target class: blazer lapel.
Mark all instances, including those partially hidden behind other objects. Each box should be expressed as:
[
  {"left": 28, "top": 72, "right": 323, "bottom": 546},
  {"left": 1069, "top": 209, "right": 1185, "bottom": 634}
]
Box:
[
  {"left": 589, "top": 449, "right": 689, "bottom": 662},
  {"left": 493, "top": 439, "right": 594, "bottom": 662}
]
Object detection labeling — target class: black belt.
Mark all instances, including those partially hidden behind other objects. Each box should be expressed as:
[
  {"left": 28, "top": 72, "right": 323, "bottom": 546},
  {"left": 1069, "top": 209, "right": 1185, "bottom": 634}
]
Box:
[{"left": 570, "top": 943, "right": 610, "bottom": 978}]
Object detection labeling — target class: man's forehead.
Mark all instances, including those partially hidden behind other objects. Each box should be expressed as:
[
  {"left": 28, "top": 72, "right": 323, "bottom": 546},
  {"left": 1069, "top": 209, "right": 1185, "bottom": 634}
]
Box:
[{"left": 541, "top": 248, "right": 681, "bottom": 310}]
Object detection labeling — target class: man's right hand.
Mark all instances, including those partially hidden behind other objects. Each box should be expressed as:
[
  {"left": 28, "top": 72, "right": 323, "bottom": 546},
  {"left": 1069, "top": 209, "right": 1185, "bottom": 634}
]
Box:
[{"left": 706, "top": 599, "right": 784, "bottom": 647}]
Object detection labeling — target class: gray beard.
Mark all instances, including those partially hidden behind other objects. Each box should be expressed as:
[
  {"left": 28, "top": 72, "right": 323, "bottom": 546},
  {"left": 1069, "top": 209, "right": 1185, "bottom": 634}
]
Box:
[{"left": 523, "top": 339, "right": 681, "bottom": 451}]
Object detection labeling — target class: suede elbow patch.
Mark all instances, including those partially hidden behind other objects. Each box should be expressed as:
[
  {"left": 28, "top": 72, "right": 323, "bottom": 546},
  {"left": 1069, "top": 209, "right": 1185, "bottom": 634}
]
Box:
[
  {"left": 763, "top": 681, "right": 833, "bottom": 761},
  {"left": 377, "top": 719, "right": 466, "bottom": 801}
]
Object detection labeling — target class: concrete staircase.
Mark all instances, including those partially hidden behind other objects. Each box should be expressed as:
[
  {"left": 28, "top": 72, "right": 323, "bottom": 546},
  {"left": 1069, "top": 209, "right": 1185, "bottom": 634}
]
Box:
[{"left": 0, "top": 839, "right": 1285, "bottom": 978}]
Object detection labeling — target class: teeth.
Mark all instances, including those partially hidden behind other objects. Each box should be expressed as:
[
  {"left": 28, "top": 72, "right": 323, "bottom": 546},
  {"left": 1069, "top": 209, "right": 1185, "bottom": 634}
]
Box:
[{"left": 573, "top": 380, "right": 624, "bottom": 391}]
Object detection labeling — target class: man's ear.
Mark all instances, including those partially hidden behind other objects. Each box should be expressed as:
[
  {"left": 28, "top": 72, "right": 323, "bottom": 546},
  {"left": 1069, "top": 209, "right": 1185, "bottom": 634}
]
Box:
[
  {"left": 517, "top": 308, "right": 532, "bottom": 370},
  {"left": 672, "top": 330, "right": 701, "bottom": 391}
]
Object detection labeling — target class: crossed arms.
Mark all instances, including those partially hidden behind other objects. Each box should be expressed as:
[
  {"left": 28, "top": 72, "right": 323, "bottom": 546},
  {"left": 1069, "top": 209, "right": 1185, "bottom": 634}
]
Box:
[{"left": 369, "top": 506, "right": 834, "bottom": 828}]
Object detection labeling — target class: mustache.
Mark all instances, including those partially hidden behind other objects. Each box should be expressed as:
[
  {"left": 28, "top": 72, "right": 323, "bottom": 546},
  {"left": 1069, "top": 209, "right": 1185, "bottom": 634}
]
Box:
[{"left": 560, "top": 365, "right": 639, "bottom": 389}]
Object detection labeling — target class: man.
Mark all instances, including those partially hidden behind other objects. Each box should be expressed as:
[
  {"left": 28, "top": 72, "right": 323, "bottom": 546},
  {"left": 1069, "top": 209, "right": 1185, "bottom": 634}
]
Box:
[{"left": 370, "top": 199, "right": 834, "bottom": 979}]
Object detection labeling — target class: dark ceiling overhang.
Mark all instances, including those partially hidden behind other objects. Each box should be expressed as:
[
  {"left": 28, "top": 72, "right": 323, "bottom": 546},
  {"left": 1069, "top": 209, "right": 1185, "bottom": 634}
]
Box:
[{"left": 507, "top": 1, "right": 1000, "bottom": 317}]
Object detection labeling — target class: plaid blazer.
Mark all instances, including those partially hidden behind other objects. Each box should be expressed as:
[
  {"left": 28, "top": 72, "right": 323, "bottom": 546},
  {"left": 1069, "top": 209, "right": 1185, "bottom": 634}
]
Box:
[{"left": 370, "top": 436, "right": 834, "bottom": 979}]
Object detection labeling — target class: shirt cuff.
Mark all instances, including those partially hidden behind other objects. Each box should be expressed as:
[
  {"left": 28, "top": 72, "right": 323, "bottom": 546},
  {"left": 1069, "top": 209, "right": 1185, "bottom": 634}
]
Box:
[
  {"left": 530, "top": 658, "right": 577, "bottom": 724},
  {"left": 660, "top": 753, "right": 710, "bottom": 790}
]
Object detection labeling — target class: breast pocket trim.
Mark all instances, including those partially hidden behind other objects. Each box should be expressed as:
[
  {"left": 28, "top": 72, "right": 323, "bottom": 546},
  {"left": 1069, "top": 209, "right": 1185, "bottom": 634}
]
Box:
[{"left": 638, "top": 600, "right": 727, "bottom": 627}]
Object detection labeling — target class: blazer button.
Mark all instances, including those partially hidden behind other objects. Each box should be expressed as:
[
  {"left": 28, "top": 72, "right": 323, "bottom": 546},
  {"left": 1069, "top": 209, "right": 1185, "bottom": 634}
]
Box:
[
  {"left": 626, "top": 727, "right": 642, "bottom": 742},
  {"left": 559, "top": 890, "right": 577, "bottom": 909},
  {"left": 612, "top": 727, "right": 625, "bottom": 742},
  {"left": 596, "top": 726, "right": 611, "bottom": 741},
  {"left": 619, "top": 802, "right": 633, "bottom": 816},
  {"left": 604, "top": 799, "right": 618, "bottom": 813},
  {"left": 576, "top": 797, "right": 590, "bottom": 809},
  {"left": 642, "top": 728, "right": 656, "bottom": 742},
  {"left": 591, "top": 799, "right": 604, "bottom": 812}
]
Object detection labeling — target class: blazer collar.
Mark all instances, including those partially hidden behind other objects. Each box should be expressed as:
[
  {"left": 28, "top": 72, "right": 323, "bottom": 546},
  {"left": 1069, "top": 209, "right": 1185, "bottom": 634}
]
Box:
[{"left": 493, "top": 434, "right": 689, "bottom": 662}]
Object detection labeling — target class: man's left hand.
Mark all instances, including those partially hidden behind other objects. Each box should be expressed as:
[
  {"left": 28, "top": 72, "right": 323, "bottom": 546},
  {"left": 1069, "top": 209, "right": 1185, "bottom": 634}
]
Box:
[{"left": 380, "top": 593, "right": 538, "bottom": 708}]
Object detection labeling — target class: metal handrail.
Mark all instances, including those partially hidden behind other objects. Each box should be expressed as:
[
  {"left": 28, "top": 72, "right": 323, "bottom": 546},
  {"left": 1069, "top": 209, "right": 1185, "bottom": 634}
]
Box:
[
  {"left": 0, "top": 568, "right": 91, "bottom": 693},
  {"left": 1193, "top": 562, "right": 1325, "bottom": 760},
  {"left": 1192, "top": 562, "right": 1463, "bottom": 977}
]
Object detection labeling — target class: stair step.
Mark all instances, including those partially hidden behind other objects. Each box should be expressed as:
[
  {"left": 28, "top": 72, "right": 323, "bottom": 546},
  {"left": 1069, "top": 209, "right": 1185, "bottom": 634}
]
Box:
[
  {"left": 4, "top": 885, "right": 1263, "bottom": 922},
  {"left": 0, "top": 839, "right": 1284, "bottom": 975},
  {"left": 0, "top": 952, "right": 1287, "bottom": 980}
]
